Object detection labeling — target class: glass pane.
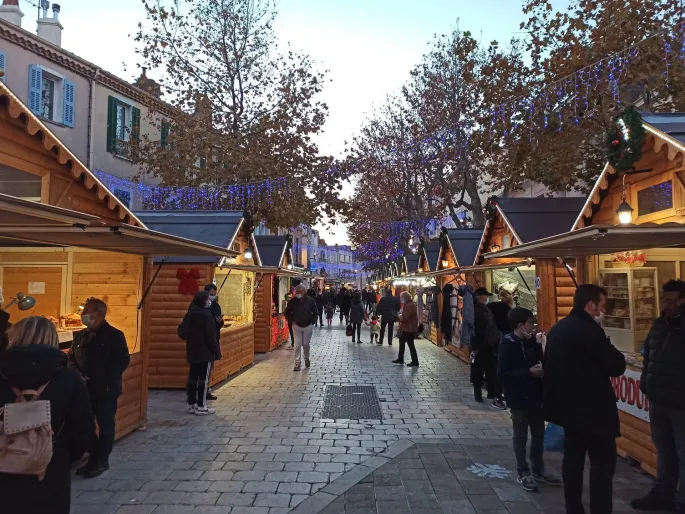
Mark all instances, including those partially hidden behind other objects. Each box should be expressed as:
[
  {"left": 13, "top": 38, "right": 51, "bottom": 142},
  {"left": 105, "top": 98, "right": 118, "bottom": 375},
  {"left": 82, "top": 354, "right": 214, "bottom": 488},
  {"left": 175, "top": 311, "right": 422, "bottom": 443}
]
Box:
[
  {"left": 633, "top": 269, "right": 658, "bottom": 329},
  {"left": 41, "top": 78, "right": 54, "bottom": 119},
  {"left": 599, "top": 271, "right": 631, "bottom": 330},
  {"left": 637, "top": 181, "right": 673, "bottom": 216},
  {"left": 116, "top": 104, "right": 126, "bottom": 140}
]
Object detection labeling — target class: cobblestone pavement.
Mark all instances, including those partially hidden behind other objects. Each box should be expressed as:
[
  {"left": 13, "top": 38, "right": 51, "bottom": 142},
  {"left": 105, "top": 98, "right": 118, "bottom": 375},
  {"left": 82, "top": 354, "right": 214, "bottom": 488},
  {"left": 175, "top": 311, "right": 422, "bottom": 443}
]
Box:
[{"left": 71, "top": 324, "right": 655, "bottom": 513}]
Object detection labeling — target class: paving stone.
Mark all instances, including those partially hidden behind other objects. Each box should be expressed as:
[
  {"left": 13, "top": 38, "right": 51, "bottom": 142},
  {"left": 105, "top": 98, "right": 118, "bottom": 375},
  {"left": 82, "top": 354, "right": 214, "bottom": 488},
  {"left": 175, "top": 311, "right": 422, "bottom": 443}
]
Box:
[
  {"left": 233, "top": 470, "right": 267, "bottom": 481},
  {"left": 277, "top": 482, "right": 311, "bottom": 494},
  {"left": 140, "top": 481, "right": 180, "bottom": 492},
  {"left": 173, "top": 481, "right": 212, "bottom": 492},
  {"left": 142, "top": 491, "right": 187, "bottom": 504},
  {"left": 113, "top": 507, "right": 157, "bottom": 514},
  {"left": 242, "top": 481, "right": 279, "bottom": 493},
  {"left": 216, "top": 492, "right": 256, "bottom": 506},
  {"left": 199, "top": 470, "right": 235, "bottom": 481},
  {"left": 208, "top": 480, "right": 245, "bottom": 493}
]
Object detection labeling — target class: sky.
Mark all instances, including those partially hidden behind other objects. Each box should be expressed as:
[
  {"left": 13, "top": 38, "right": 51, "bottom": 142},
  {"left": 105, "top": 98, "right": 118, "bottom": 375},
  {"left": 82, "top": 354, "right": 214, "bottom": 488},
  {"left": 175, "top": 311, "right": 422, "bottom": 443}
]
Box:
[{"left": 21, "top": 0, "right": 538, "bottom": 244}]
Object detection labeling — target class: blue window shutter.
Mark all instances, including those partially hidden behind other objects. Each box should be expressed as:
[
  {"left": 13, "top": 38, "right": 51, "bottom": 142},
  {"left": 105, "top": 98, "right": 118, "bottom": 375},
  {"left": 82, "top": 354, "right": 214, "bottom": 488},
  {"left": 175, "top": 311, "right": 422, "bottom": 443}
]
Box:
[
  {"left": 28, "top": 65, "right": 42, "bottom": 114},
  {"left": 0, "top": 52, "right": 6, "bottom": 83},
  {"left": 62, "top": 79, "right": 75, "bottom": 127}
]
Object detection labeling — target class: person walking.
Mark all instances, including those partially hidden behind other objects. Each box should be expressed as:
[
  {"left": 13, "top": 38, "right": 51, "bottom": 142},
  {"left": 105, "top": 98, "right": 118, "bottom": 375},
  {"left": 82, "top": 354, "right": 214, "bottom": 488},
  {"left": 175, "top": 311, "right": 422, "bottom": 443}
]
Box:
[
  {"left": 284, "top": 292, "right": 295, "bottom": 350},
  {"left": 498, "top": 307, "right": 561, "bottom": 492},
  {"left": 178, "top": 290, "right": 220, "bottom": 416},
  {"left": 336, "top": 288, "right": 347, "bottom": 323},
  {"left": 368, "top": 287, "right": 378, "bottom": 316},
  {"left": 545, "top": 284, "right": 626, "bottom": 514},
  {"left": 315, "top": 290, "right": 325, "bottom": 327},
  {"left": 203, "top": 283, "right": 224, "bottom": 401},
  {"left": 341, "top": 289, "right": 352, "bottom": 325},
  {"left": 69, "top": 298, "right": 130, "bottom": 478},
  {"left": 377, "top": 288, "right": 400, "bottom": 346},
  {"left": 285, "top": 285, "right": 318, "bottom": 371},
  {"left": 349, "top": 292, "right": 365, "bottom": 343},
  {"left": 471, "top": 288, "right": 500, "bottom": 406},
  {"left": 393, "top": 291, "right": 419, "bottom": 366},
  {"left": 0, "top": 317, "right": 95, "bottom": 514},
  {"left": 325, "top": 302, "right": 335, "bottom": 327},
  {"left": 365, "top": 315, "right": 381, "bottom": 343},
  {"left": 631, "top": 279, "right": 685, "bottom": 513},
  {"left": 489, "top": 288, "right": 513, "bottom": 410}
]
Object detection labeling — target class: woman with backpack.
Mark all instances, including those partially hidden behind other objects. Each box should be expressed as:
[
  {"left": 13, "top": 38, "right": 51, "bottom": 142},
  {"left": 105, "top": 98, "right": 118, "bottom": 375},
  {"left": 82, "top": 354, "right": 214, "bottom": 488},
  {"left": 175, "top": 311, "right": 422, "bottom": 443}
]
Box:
[
  {"left": 179, "top": 290, "right": 220, "bottom": 415},
  {"left": 0, "top": 316, "right": 95, "bottom": 514}
]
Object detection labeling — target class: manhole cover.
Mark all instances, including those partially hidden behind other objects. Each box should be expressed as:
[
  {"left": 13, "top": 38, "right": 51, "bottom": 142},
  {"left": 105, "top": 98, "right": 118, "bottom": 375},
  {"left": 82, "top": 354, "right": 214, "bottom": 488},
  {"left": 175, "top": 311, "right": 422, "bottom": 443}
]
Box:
[{"left": 322, "top": 385, "right": 384, "bottom": 420}]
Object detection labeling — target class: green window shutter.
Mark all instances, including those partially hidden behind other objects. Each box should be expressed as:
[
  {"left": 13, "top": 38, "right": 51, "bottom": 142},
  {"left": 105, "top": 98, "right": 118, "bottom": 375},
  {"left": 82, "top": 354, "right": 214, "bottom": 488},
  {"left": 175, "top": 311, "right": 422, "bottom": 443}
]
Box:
[
  {"left": 131, "top": 106, "right": 141, "bottom": 142},
  {"left": 106, "top": 96, "right": 117, "bottom": 153},
  {"left": 161, "top": 120, "right": 169, "bottom": 148}
]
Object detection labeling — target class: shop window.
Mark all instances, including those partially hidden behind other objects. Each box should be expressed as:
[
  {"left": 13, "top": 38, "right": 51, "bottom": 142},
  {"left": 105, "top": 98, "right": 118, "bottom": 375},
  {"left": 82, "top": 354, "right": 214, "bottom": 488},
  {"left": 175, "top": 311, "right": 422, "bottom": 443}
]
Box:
[
  {"left": 637, "top": 180, "right": 673, "bottom": 217},
  {"left": 0, "top": 164, "right": 41, "bottom": 201},
  {"left": 215, "top": 270, "right": 253, "bottom": 325}
]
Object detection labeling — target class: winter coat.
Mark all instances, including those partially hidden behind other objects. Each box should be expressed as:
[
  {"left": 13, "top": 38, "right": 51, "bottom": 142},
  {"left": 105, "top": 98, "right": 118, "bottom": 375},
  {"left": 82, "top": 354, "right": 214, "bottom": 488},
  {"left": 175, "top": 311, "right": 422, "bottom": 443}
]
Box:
[
  {"left": 498, "top": 332, "right": 544, "bottom": 409},
  {"left": 0, "top": 345, "right": 95, "bottom": 514},
  {"left": 208, "top": 300, "right": 224, "bottom": 358},
  {"left": 368, "top": 291, "right": 377, "bottom": 305},
  {"left": 399, "top": 300, "right": 419, "bottom": 334},
  {"left": 325, "top": 304, "right": 335, "bottom": 319},
  {"left": 544, "top": 308, "right": 626, "bottom": 437},
  {"left": 0, "top": 309, "right": 9, "bottom": 353},
  {"left": 285, "top": 295, "right": 318, "bottom": 328},
  {"left": 68, "top": 321, "right": 130, "bottom": 399},
  {"left": 377, "top": 293, "right": 400, "bottom": 320},
  {"left": 640, "top": 308, "right": 685, "bottom": 410},
  {"left": 489, "top": 301, "right": 512, "bottom": 334},
  {"left": 335, "top": 291, "right": 346, "bottom": 310},
  {"left": 349, "top": 300, "right": 365, "bottom": 324},
  {"left": 341, "top": 293, "right": 352, "bottom": 313},
  {"left": 181, "top": 304, "right": 220, "bottom": 364},
  {"left": 315, "top": 294, "right": 324, "bottom": 311},
  {"left": 472, "top": 302, "right": 499, "bottom": 353},
  {"left": 366, "top": 320, "right": 381, "bottom": 335},
  {"left": 322, "top": 291, "right": 334, "bottom": 307}
]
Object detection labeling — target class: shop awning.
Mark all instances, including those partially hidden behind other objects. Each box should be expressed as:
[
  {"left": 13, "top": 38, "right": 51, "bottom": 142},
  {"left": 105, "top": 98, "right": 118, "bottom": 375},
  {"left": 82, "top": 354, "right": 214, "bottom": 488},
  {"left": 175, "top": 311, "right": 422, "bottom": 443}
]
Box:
[
  {"left": 216, "top": 263, "right": 306, "bottom": 277},
  {"left": 483, "top": 224, "right": 685, "bottom": 259},
  {"left": 0, "top": 224, "right": 240, "bottom": 257},
  {"left": 425, "top": 261, "right": 533, "bottom": 277},
  {"left": 0, "top": 194, "right": 100, "bottom": 226}
]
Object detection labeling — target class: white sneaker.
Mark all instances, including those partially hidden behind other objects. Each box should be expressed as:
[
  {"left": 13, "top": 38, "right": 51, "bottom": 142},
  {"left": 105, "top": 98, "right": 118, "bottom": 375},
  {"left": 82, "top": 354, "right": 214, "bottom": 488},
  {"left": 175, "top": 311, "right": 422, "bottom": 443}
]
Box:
[
  {"left": 194, "top": 406, "right": 216, "bottom": 415},
  {"left": 187, "top": 404, "right": 197, "bottom": 414}
]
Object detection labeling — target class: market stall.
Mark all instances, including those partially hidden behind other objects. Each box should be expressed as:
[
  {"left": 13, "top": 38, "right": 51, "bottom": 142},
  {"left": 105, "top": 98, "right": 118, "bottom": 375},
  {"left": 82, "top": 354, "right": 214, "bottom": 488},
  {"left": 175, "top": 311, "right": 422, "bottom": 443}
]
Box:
[
  {"left": 134, "top": 211, "right": 256, "bottom": 389},
  {"left": 0, "top": 79, "right": 238, "bottom": 439},
  {"left": 482, "top": 110, "right": 685, "bottom": 476},
  {"left": 252, "top": 235, "right": 300, "bottom": 352}
]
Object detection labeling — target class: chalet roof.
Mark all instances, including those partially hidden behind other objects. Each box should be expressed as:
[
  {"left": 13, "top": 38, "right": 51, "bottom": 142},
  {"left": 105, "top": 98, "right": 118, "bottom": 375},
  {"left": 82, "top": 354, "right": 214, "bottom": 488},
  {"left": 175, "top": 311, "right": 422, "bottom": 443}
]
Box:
[
  {"left": 404, "top": 254, "right": 421, "bottom": 273},
  {"left": 496, "top": 197, "right": 587, "bottom": 243},
  {"left": 253, "top": 235, "right": 291, "bottom": 268},
  {"left": 0, "top": 81, "right": 143, "bottom": 227},
  {"left": 421, "top": 241, "right": 441, "bottom": 271},
  {"left": 134, "top": 211, "right": 244, "bottom": 263},
  {"left": 446, "top": 228, "right": 484, "bottom": 267}
]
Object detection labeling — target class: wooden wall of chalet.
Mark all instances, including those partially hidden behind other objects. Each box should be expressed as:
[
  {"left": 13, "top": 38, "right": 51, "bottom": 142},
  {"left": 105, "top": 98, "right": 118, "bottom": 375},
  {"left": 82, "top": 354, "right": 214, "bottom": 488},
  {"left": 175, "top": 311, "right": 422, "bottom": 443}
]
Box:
[
  {"left": 253, "top": 272, "right": 273, "bottom": 353},
  {"left": 535, "top": 259, "right": 578, "bottom": 332},
  {"left": 147, "top": 264, "right": 213, "bottom": 388},
  {"left": 212, "top": 324, "right": 254, "bottom": 381}
]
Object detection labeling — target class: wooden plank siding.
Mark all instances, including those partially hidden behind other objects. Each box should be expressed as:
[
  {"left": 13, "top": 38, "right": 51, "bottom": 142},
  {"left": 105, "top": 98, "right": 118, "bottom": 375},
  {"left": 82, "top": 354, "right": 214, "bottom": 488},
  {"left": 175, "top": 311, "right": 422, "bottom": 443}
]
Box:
[{"left": 253, "top": 273, "right": 274, "bottom": 353}]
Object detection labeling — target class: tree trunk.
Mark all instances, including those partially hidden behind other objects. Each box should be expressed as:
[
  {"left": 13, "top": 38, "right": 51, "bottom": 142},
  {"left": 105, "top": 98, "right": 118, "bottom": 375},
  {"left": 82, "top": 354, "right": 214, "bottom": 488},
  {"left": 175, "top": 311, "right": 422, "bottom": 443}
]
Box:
[{"left": 465, "top": 174, "right": 485, "bottom": 227}]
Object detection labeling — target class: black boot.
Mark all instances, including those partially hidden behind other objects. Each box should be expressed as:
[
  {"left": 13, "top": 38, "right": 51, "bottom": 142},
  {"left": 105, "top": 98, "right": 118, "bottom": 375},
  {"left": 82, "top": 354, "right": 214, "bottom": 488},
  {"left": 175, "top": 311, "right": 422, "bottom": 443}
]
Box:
[
  {"left": 630, "top": 490, "right": 676, "bottom": 511},
  {"left": 474, "top": 390, "right": 484, "bottom": 403}
]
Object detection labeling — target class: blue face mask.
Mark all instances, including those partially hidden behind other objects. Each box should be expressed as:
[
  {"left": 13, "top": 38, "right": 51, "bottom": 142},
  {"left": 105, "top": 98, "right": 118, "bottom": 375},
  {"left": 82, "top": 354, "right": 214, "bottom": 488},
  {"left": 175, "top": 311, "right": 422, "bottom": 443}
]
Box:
[{"left": 209, "top": 295, "right": 217, "bottom": 302}]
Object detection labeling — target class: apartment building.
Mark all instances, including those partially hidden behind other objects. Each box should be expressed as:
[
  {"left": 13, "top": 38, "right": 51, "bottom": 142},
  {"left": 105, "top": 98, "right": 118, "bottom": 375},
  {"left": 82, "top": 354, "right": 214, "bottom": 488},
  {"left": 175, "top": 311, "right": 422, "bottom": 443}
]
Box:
[{"left": 0, "top": 0, "right": 168, "bottom": 206}]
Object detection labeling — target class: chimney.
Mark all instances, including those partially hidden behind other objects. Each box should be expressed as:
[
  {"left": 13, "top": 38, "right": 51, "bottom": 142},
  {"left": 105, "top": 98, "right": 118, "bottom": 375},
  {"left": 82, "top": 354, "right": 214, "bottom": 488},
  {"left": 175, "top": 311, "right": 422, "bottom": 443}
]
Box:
[
  {"left": 0, "top": 0, "right": 24, "bottom": 27},
  {"left": 36, "top": 2, "right": 63, "bottom": 47}
]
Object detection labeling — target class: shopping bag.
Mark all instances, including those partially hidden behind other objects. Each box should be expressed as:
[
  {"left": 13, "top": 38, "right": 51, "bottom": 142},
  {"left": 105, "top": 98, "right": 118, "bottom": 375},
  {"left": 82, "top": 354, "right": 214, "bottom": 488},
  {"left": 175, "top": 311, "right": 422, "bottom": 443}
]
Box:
[
  {"left": 543, "top": 423, "right": 565, "bottom": 452},
  {"left": 345, "top": 323, "right": 353, "bottom": 337}
]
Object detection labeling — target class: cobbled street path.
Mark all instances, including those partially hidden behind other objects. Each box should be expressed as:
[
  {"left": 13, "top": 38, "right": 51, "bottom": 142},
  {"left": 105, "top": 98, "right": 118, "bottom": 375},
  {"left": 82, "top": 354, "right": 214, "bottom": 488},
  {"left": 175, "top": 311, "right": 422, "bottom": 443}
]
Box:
[{"left": 71, "top": 324, "right": 655, "bottom": 514}]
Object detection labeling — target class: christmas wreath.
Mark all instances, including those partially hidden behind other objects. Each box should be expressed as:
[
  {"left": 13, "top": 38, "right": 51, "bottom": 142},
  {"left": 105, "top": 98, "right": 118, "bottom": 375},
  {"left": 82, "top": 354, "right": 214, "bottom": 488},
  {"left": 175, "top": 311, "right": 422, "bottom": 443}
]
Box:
[{"left": 606, "top": 106, "right": 646, "bottom": 172}]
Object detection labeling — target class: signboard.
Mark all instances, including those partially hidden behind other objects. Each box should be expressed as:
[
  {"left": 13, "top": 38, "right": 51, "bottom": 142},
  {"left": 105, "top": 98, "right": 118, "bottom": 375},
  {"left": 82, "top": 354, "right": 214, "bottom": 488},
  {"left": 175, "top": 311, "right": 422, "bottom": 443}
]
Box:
[
  {"left": 611, "top": 368, "right": 650, "bottom": 422},
  {"left": 534, "top": 277, "right": 541, "bottom": 290},
  {"left": 28, "top": 281, "right": 45, "bottom": 294}
]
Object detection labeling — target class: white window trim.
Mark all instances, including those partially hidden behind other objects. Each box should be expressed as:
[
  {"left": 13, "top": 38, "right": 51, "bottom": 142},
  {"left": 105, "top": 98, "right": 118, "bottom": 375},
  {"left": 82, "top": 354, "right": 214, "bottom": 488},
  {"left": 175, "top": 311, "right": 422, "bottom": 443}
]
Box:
[{"left": 40, "top": 69, "right": 64, "bottom": 125}]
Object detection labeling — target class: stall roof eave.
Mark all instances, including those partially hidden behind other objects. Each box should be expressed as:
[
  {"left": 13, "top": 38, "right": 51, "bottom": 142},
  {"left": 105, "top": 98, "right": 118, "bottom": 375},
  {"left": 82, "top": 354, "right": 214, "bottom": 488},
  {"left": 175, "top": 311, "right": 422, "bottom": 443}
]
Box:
[
  {"left": 426, "top": 261, "right": 533, "bottom": 277},
  {"left": 0, "top": 224, "right": 241, "bottom": 257},
  {"left": 483, "top": 224, "right": 685, "bottom": 259},
  {"left": 0, "top": 194, "right": 101, "bottom": 226},
  {"left": 217, "top": 263, "right": 305, "bottom": 276}
]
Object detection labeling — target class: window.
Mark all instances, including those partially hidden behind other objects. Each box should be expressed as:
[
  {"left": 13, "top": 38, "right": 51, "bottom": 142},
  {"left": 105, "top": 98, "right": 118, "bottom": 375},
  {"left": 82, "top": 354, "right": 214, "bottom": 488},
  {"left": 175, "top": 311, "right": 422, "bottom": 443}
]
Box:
[
  {"left": 637, "top": 180, "right": 673, "bottom": 217},
  {"left": 113, "top": 189, "right": 131, "bottom": 208},
  {"left": 28, "top": 65, "right": 74, "bottom": 127},
  {"left": 107, "top": 96, "right": 140, "bottom": 156}
]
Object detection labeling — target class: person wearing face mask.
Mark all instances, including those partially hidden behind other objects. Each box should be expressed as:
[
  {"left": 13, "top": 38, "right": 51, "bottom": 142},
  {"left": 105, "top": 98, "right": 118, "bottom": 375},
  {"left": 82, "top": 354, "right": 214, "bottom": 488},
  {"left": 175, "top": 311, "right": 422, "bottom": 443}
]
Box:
[
  {"left": 471, "top": 287, "right": 500, "bottom": 404},
  {"left": 544, "top": 284, "right": 626, "bottom": 514},
  {"left": 285, "top": 285, "right": 318, "bottom": 371},
  {"left": 498, "top": 307, "right": 561, "bottom": 492},
  {"left": 178, "top": 290, "right": 220, "bottom": 416},
  {"left": 203, "top": 283, "right": 224, "bottom": 401},
  {"left": 68, "top": 298, "right": 130, "bottom": 478}
]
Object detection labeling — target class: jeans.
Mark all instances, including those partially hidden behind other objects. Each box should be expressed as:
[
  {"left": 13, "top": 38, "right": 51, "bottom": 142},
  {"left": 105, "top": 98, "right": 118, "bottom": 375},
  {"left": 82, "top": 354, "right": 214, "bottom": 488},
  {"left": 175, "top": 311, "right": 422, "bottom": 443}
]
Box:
[
  {"left": 187, "top": 361, "right": 211, "bottom": 407},
  {"left": 398, "top": 331, "right": 418, "bottom": 363},
  {"left": 287, "top": 320, "right": 294, "bottom": 347},
  {"left": 351, "top": 322, "right": 361, "bottom": 341},
  {"left": 89, "top": 393, "right": 118, "bottom": 466},
  {"left": 471, "top": 349, "right": 496, "bottom": 397},
  {"left": 650, "top": 402, "right": 685, "bottom": 502},
  {"left": 563, "top": 429, "right": 617, "bottom": 514},
  {"left": 379, "top": 319, "right": 394, "bottom": 345},
  {"left": 511, "top": 408, "right": 545, "bottom": 476},
  {"left": 293, "top": 323, "right": 313, "bottom": 368}
]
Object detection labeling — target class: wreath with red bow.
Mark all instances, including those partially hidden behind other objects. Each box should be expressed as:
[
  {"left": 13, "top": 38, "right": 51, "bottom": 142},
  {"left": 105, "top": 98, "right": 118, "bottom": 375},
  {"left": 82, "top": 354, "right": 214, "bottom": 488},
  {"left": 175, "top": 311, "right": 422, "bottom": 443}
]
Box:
[
  {"left": 606, "top": 106, "right": 646, "bottom": 172},
  {"left": 176, "top": 268, "right": 201, "bottom": 295}
]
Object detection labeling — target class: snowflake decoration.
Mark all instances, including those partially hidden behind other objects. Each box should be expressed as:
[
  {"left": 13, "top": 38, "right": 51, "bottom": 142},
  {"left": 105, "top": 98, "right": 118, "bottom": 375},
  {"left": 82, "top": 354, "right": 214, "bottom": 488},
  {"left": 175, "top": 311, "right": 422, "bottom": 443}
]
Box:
[{"left": 466, "top": 463, "right": 511, "bottom": 479}]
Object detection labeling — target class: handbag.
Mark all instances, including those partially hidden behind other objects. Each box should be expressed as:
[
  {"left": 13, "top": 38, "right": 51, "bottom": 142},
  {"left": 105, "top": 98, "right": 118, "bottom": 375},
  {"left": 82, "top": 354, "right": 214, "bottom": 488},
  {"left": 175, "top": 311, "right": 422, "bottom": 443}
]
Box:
[
  {"left": 390, "top": 310, "right": 400, "bottom": 323},
  {"left": 345, "top": 323, "right": 353, "bottom": 337},
  {"left": 544, "top": 423, "right": 565, "bottom": 452}
]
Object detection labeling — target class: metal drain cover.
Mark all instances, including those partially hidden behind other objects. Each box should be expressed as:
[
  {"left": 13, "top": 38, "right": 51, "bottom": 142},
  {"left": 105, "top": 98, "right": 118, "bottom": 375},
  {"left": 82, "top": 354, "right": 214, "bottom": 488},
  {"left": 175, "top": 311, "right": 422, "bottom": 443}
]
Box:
[{"left": 322, "top": 385, "right": 384, "bottom": 420}]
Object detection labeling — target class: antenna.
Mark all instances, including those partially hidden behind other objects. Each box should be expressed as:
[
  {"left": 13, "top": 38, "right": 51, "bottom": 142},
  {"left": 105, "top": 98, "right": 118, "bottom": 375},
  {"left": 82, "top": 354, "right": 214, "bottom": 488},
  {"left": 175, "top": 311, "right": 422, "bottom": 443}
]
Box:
[{"left": 40, "top": 0, "right": 49, "bottom": 17}]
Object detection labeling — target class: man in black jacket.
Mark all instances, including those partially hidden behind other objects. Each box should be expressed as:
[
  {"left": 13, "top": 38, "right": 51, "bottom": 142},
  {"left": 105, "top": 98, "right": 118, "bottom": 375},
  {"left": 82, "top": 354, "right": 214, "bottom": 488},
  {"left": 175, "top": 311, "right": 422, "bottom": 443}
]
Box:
[
  {"left": 315, "top": 290, "right": 325, "bottom": 327},
  {"left": 631, "top": 280, "right": 685, "bottom": 513},
  {"left": 472, "top": 288, "right": 500, "bottom": 405},
  {"left": 69, "top": 297, "right": 130, "bottom": 478},
  {"left": 377, "top": 288, "right": 400, "bottom": 346},
  {"left": 286, "top": 285, "right": 318, "bottom": 371},
  {"left": 204, "top": 283, "right": 224, "bottom": 401},
  {"left": 545, "top": 284, "right": 626, "bottom": 514},
  {"left": 499, "top": 307, "right": 561, "bottom": 492}
]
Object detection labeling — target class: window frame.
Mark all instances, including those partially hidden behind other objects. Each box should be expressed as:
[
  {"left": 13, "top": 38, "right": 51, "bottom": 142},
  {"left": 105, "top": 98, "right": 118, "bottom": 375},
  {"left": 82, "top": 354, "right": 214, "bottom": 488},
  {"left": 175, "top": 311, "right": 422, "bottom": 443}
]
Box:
[{"left": 107, "top": 95, "right": 140, "bottom": 157}]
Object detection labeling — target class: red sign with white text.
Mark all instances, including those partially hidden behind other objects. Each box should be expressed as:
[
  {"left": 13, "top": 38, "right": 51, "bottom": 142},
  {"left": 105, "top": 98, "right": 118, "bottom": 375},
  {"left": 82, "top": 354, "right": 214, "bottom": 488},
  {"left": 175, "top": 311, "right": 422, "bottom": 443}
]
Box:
[{"left": 611, "top": 368, "right": 650, "bottom": 422}]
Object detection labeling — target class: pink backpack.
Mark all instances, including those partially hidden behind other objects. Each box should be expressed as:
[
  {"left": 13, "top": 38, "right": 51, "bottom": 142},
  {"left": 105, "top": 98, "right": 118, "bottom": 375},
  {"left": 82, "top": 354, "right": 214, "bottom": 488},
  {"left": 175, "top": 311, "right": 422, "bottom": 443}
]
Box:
[{"left": 0, "top": 383, "right": 53, "bottom": 480}]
